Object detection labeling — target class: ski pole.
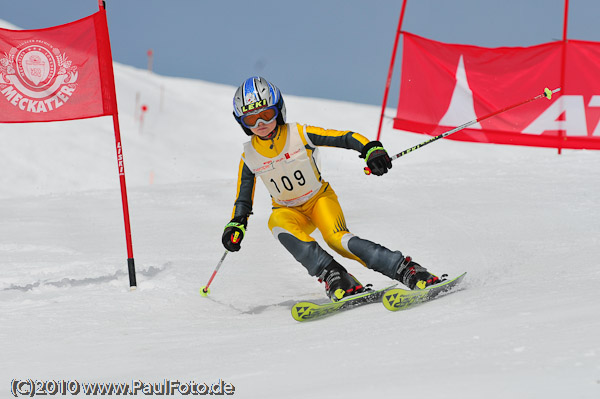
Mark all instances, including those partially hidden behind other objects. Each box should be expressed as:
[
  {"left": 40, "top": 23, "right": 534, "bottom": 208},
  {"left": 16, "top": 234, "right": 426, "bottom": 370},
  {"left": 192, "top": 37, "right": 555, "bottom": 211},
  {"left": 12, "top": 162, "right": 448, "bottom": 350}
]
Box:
[
  {"left": 200, "top": 250, "right": 229, "bottom": 297},
  {"left": 365, "top": 87, "right": 560, "bottom": 175}
]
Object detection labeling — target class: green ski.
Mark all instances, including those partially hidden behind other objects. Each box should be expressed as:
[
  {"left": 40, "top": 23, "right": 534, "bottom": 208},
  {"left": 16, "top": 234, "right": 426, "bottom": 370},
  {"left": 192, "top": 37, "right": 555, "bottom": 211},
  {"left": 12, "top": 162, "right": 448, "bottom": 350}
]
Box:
[
  {"left": 292, "top": 284, "right": 397, "bottom": 322},
  {"left": 382, "top": 273, "right": 467, "bottom": 311}
]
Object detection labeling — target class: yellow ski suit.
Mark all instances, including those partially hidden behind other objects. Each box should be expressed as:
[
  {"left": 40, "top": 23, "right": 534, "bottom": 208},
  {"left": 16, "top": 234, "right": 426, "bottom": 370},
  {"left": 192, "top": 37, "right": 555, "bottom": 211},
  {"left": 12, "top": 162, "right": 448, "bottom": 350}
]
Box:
[{"left": 231, "top": 122, "right": 404, "bottom": 278}]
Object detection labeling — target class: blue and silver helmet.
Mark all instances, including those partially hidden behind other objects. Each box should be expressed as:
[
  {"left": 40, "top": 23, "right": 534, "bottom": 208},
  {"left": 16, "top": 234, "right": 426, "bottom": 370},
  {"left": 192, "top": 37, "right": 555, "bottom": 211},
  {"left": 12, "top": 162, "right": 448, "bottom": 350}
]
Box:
[{"left": 233, "top": 76, "right": 286, "bottom": 136}]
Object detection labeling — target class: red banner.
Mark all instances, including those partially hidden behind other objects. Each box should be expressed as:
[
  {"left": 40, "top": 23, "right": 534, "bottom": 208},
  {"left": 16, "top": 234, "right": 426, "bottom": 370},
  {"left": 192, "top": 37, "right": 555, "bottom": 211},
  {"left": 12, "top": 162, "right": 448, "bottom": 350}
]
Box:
[
  {"left": 0, "top": 10, "right": 117, "bottom": 123},
  {"left": 394, "top": 32, "right": 600, "bottom": 150}
]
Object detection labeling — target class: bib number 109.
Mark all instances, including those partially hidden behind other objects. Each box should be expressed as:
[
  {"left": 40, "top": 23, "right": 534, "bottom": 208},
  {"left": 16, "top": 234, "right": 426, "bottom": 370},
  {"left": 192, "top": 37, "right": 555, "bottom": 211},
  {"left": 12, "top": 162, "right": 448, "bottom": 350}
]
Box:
[{"left": 270, "top": 170, "right": 306, "bottom": 193}]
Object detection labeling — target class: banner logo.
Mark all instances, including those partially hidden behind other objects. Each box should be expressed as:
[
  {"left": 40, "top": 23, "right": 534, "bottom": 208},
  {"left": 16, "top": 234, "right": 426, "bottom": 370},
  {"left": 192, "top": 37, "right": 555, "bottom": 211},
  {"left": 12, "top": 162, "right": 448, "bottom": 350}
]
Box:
[{"left": 0, "top": 40, "right": 79, "bottom": 113}]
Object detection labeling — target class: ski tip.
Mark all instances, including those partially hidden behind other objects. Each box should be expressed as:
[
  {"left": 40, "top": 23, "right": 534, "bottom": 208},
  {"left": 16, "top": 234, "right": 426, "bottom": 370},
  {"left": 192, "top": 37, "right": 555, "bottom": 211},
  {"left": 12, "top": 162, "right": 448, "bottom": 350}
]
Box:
[{"left": 291, "top": 302, "right": 318, "bottom": 322}]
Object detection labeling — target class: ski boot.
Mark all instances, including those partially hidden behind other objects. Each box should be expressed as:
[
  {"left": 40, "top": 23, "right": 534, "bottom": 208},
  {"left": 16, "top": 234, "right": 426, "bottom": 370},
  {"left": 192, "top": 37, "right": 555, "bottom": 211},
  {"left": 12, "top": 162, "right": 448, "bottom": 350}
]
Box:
[
  {"left": 396, "top": 256, "right": 441, "bottom": 290},
  {"left": 318, "top": 260, "right": 366, "bottom": 302}
]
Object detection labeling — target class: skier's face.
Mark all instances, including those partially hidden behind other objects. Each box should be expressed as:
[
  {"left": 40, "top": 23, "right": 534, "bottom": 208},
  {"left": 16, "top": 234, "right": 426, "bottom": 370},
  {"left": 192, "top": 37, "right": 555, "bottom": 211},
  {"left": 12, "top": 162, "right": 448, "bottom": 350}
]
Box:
[{"left": 250, "top": 119, "right": 277, "bottom": 137}]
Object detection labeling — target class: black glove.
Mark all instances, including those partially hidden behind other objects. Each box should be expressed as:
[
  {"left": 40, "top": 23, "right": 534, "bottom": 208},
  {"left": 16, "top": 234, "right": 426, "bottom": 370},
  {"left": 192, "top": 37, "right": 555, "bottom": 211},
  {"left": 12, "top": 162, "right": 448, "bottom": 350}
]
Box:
[
  {"left": 360, "top": 141, "right": 392, "bottom": 176},
  {"left": 222, "top": 215, "right": 247, "bottom": 252}
]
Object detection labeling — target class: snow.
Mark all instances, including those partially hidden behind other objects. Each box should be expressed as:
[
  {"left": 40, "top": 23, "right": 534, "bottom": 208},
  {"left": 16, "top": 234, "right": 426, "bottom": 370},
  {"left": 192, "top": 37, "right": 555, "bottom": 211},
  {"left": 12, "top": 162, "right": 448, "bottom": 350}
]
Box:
[
  {"left": 0, "top": 19, "right": 20, "bottom": 30},
  {"left": 1, "top": 58, "right": 599, "bottom": 398}
]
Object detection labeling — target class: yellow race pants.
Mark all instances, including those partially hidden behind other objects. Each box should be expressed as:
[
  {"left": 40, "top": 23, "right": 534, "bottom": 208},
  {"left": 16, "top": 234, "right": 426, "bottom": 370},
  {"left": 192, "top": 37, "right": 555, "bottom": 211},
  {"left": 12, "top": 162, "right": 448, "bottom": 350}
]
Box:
[{"left": 268, "top": 183, "right": 404, "bottom": 278}]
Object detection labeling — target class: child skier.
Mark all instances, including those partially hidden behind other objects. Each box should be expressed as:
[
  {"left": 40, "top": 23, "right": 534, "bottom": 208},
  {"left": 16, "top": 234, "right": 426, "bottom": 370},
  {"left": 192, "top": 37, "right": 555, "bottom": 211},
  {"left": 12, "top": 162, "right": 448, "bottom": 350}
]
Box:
[{"left": 222, "top": 76, "right": 441, "bottom": 301}]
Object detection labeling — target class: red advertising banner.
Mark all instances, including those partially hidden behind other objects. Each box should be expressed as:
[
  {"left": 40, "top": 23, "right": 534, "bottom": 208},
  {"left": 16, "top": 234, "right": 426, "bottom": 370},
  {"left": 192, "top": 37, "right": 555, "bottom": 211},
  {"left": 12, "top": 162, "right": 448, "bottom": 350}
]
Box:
[
  {"left": 394, "top": 32, "right": 600, "bottom": 150},
  {"left": 0, "top": 10, "right": 117, "bottom": 122}
]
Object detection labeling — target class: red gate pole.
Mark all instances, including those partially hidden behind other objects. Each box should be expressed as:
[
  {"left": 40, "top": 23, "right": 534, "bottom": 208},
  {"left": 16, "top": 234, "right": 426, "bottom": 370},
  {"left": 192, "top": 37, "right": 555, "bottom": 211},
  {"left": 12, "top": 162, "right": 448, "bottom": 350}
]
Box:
[
  {"left": 376, "top": 0, "right": 408, "bottom": 141},
  {"left": 113, "top": 114, "right": 137, "bottom": 289},
  {"left": 558, "top": 0, "right": 569, "bottom": 155},
  {"left": 100, "top": 0, "right": 137, "bottom": 289}
]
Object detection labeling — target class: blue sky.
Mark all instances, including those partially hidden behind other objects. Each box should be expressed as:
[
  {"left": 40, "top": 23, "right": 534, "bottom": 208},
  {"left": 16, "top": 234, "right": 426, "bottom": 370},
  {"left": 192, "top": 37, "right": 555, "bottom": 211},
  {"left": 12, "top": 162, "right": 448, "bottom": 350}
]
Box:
[{"left": 2, "top": 0, "right": 599, "bottom": 107}]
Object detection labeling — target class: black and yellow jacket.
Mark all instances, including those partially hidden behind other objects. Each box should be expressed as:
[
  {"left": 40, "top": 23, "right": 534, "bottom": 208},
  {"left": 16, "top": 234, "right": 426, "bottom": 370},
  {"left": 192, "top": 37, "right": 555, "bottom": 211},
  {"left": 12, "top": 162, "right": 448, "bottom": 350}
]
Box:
[{"left": 231, "top": 123, "right": 370, "bottom": 219}]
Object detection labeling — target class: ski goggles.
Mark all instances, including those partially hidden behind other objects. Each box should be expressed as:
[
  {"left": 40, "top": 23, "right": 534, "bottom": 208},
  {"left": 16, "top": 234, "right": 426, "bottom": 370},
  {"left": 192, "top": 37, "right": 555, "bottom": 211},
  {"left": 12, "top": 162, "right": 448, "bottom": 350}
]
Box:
[{"left": 240, "top": 106, "right": 279, "bottom": 129}]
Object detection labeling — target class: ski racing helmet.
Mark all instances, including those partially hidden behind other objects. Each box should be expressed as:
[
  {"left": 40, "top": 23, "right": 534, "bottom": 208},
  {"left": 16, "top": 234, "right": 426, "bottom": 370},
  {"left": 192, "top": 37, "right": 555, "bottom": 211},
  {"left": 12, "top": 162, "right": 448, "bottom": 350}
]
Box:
[{"left": 233, "top": 76, "right": 286, "bottom": 136}]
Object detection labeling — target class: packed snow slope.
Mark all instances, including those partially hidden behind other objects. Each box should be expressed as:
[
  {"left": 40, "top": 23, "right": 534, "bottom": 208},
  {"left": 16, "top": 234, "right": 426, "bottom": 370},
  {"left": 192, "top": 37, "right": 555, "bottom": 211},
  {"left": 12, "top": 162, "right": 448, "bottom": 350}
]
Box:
[{"left": 1, "top": 62, "right": 599, "bottom": 397}]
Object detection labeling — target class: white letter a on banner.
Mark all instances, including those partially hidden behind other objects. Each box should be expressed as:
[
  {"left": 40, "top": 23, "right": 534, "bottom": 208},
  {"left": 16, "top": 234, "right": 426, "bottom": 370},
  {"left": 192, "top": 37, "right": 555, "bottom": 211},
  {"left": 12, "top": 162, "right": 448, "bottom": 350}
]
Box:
[
  {"left": 439, "top": 55, "right": 481, "bottom": 129},
  {"left": 522, "top": 95, "right": 587, "bottom": 136}
]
